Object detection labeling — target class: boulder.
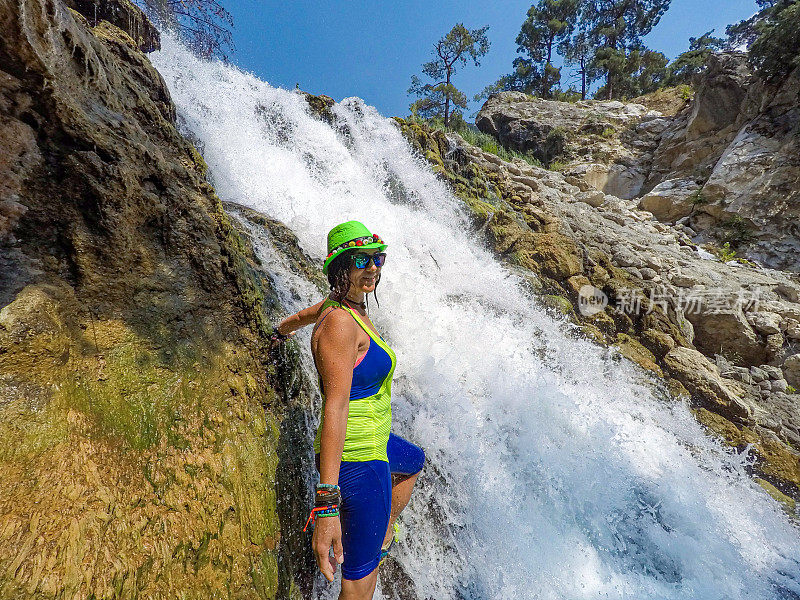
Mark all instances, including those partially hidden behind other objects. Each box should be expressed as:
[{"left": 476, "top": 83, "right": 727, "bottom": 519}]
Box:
[
  {"left": 615, "top": 333, "right": 662, "bottom": 375},
  {"left": 766, "top": 332, "right": 787, "bottom": 365},
  {"left": 685, "top": 304, "right": 765, "bottom": 366},
  {"left": 663, "top": 346, "right": 754, "bottom": 421},
  {"left": 475, "top": 93, "right": 573, "bottom": 163},
  {"left": 773, "top": 379, "right": 789, "bottom": 393},
  {"left": 638, "top": 178, "right": 700, "bottom": 222},
  {"left": 685, "top": 52, "right": 751, "bottom": 140},
  {"left": 576, "top": 190, "right": 606, "bottom": 207},
  {"left": 748, "top": 311, "right": 783, "bottom": 335},
  {"left": 640, "top": 328, "right": 676, "bottom": 358},
  {"left": 750, "top": 366, "right": 767, "bottom": 383},
  {"left": 784, "top": 354, "right": 800, "bottom": 389}
]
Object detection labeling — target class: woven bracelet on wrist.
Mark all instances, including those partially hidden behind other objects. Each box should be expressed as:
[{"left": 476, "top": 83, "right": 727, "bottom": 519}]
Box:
[
  {"left": 315, "top": 484, "right": 341, "bottom": 506},
  {"left": 315, "top": 490, "right": 341, "bottom": 506}
]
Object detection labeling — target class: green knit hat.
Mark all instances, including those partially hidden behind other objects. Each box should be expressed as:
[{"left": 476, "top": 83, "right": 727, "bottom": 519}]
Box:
[{"left": 323, "top": 221, "right": 387, "bottom": 275}]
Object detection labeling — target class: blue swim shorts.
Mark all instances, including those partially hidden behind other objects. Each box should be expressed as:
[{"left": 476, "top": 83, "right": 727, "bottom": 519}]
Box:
[
  {"left": 315, "top": 434, "right": 425, "bottom": 580},
  {"left": 387, "top": 432, "right": 426, "bottom": 476}
]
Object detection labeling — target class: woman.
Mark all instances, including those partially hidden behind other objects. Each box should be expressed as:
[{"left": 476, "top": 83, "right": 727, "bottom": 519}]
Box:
[{"left": 273, "top": 221, "right": 424, "bottom": 599}]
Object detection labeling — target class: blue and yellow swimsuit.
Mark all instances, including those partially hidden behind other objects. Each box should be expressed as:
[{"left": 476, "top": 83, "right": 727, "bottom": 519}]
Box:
[{"left": 313, "top": 299, "right": 424, "bottom": 580}]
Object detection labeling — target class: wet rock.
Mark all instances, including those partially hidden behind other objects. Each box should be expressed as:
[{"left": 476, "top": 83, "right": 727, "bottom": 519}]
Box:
[
  {"left": 640, "top": 328, "right": 676, "bottom": 358},
  {"left": 65, "top": 0, "right": 160, "bottom": 52},
  {"left": 0, "top": 0, "right": 313, "bottom": 595},
  {"left": 663, "top": 346, "right": 754, "bottom": 421},
  {"left": 783, "top": 354, "right": 800, "bottom": 389},
  {"left": 615, "top": 333, "right": 662, "bottom": 375}
]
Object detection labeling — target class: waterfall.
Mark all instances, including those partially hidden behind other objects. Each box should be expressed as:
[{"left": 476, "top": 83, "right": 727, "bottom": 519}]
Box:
[{"left": 151, "top": 37, "right": 800, "bottom": 600}]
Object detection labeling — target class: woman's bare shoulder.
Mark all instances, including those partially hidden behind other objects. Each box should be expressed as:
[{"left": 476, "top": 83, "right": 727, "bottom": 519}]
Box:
[{"left": 312, "top": 305, "right": 357, "bottom": 340}]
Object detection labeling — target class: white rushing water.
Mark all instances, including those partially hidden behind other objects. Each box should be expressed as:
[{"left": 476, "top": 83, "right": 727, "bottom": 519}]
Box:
[{"left": 152, "top": 38, "right": 800, "bottom": 600}]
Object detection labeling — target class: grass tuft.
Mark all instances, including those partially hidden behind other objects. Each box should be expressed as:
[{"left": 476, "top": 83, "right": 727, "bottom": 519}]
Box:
[{"left": 416, "top": 115, "right": 544, "bottom": 168}]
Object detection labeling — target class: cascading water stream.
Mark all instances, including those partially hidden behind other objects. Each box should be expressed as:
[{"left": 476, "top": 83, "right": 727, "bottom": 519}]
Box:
[{"left": 152, "top": 38, "right": 800, "bottom": 600}]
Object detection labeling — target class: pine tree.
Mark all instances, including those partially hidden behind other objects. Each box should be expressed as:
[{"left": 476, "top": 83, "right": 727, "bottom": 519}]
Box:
[
  {"left": 749, "top": 0, "right": 800, "bottom": 81},
  {"left": 665, "top": 30, "right": 727, "bottom": 86},
  {"left": 558, "top": 27, "right": 595, "bottom": 99},
  {"left": 514, "top": 0, "right": 581, "bottom": 97},
  {"left": 585, "top": 0, "right": 672, "bottom": 99},
  {"left": 408, "top": 24, "right": 491, "bottom": 127}
]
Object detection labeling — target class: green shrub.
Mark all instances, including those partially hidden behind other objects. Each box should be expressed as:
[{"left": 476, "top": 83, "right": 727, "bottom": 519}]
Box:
[
  {"left": 689, "top": 189, "right": 707, "bottom": 206},
  {"left": 679, "top": 84, "right": 693, "bottom": 101},
  {"left": 601, "top": 126, "right": 616, "bottom": 138},
  {"left": 718, "top": 242, "right": 737, "bottom": 262}
]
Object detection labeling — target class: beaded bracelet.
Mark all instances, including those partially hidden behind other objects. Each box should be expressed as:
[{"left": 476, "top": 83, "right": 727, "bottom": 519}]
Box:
[
  {"left": 316, "top": 483, "right": 340, "bottom": 491},
  {"left": 302, "top": 504, "right": 340, "bottom": 532}
]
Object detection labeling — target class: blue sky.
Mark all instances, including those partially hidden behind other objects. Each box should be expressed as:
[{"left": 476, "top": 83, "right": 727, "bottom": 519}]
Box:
[{"left": 221, "top": 0, "right": 758, "bottom": 118}]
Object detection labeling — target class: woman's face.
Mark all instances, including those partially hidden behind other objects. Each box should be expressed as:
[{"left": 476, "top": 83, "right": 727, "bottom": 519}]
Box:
[{"left": 348, "top": 249, "right": 381, "bottom": 295}]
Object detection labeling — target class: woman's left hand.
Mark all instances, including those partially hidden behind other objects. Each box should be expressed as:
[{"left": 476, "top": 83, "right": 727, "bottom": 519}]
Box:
[{"left": 312, "top": 515, "right": 344, "bottom": 582}]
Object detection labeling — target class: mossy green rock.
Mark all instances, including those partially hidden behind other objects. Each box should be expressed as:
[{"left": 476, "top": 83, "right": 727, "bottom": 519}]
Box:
[
  {"left": 0, "top": 0, "right": 313, "bottom": 597},
  {"left": 541, "top": 294, "right": 576, "bottom": 317}
]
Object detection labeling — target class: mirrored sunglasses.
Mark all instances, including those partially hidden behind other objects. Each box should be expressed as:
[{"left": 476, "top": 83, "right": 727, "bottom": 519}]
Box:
[{"left": 351, "top": 252, "right": 387, "bottom": 269}]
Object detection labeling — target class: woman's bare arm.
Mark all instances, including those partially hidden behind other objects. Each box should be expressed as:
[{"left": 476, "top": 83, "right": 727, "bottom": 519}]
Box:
[
  {"left": 311, "top": 308, "right": 357, "bottom": 581},
  {"left": 275, "top": 298, "right": 327, "bottom": 336}
]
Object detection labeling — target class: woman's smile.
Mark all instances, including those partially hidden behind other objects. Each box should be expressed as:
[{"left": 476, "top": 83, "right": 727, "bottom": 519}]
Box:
[{"left": 358, "top": 273, "right": 377, "bottom": 289}]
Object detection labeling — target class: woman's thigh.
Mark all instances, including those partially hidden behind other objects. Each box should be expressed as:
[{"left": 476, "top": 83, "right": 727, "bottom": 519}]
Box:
[
  {"left": 386, "top": 433, "right": 425, "bottom": 476},
  {"left": 337, "top": 459, "right": 391, "bottom": 581}
]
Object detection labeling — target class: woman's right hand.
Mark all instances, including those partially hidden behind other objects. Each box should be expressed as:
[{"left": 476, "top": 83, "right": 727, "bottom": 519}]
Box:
[
  {"left": 312, "top": 515, "right": 344, "bottom": 582},
  {"left": 268, "top": 329, "right": 295, "bottom": 349}
]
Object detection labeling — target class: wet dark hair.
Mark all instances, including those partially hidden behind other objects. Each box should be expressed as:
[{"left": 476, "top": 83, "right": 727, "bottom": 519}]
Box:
[{"left": 327, "top": 250, "right": 381, "bottom": 309}]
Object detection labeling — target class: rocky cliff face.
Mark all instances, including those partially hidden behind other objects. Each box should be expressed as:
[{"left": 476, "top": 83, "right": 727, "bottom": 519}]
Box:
[
  {"left": 0, "top": 0, "right": 313, "bottom": 597},
  {"left": 398, "top": 118, "right": 800, "bottom": 511},
  {"left": 476, "top": 53, "right": 800, "bottom": 273}
]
